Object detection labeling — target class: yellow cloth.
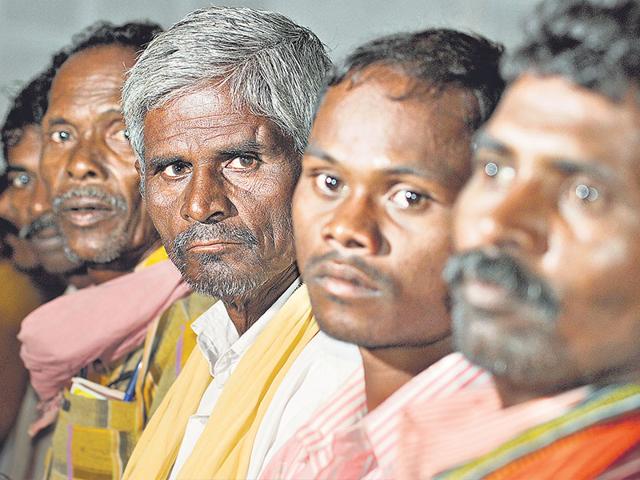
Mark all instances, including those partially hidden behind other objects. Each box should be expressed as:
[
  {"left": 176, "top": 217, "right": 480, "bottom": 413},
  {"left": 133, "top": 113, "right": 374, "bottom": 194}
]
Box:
[
  {"left": 123, "top": 285, "right": 318, "bottom": 480},
  {"left": 136, "top": 246, "right": 169, "bottom": 270}
]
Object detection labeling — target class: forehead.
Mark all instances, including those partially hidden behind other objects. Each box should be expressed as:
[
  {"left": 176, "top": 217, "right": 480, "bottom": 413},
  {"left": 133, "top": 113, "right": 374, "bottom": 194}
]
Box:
[
  {"left": 7, "top": 126, "right": 42, "bottom": 170},
  {"left": 143, "top": 84, "right": 288, "bottom": 159},
  {"left": 485, "top": 75, "right": 640, "bottom": 173},
  {"left": 47, "top": 45, "right": 137, "bottom": 113},
  {"left": 310, "top": 67, "right": 475, "bottom": 178}
]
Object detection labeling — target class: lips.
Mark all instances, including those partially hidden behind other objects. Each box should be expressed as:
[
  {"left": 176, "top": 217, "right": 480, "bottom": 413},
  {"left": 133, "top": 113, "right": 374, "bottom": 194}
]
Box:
[
  {"left": 186, "top": 240, "right": 241, "bottom": 254},
  {"left": 58, "top": 196, "right": 116, "bottom": 227},
  {"left": 309, "top": 260, "right": 382, "bottom": 300},
  {"left": 30, "top": 225, "right": 65, "bottom": 252},
  {"left": 461, "top": 278, "right": 520, "bottom": 314}
]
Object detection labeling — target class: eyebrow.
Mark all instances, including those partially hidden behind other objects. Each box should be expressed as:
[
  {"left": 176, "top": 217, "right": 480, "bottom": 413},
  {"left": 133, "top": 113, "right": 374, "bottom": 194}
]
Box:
[
  {"left": 472, "top": 130, "right": 511, "bottom": 155},
  {"left": 218, "top": 140, "right": 266, "bottom": 157},
  {"left": 6, "top": 165, "right": 28, "bottom": 173},
  {"left": 550, "top": 158, "right": 618, "bottom": 182},
  {"left": 305, "top": 144, "right": 452, "bottom": 183},
  {"left": 45, "top": 109, "right": 124, "bottom": 128}
]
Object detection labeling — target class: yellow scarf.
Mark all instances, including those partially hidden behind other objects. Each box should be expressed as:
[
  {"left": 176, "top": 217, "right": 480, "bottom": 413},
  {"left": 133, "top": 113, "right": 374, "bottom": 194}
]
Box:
[{"left": 123, "top": 284, "right": 318, "bottom": 479}]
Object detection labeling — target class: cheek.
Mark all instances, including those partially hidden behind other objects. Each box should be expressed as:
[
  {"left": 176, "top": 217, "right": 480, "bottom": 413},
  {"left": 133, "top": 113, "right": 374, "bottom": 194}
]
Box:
[
  {"left": 392, "top": 212, "right": 453, "bottom": 299},
  {"left": 144, "top": 183, "right": 182, "bottom": 241},
  {"left": 292, "top": 185, "right": 317, "bottom": 269}
]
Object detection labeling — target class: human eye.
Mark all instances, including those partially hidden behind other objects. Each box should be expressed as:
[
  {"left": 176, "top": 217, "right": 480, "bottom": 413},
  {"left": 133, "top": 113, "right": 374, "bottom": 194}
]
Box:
[
  {"left": 162, "top": 161, "right": 192, "bottom": 178},
  {"left": 314, "top": 173, "right": 345, "bottom": 197},
  {"left": 50, "top": 129, "right": 73, "bottom": 144},
  {"left": 388, "top": 189, "right": 431, "bottom": 209},
  {"left": 562, "top": 178, "right": 604, "bottom": 211},
  {"left": 9, "top": 172, "right": 32, "bottom": 189},
  {"left": 225, "top": 155, "right": 260, "bottom": 170},
  {"left": 474, "top": 154, "right": 515, "bottom": 187}
]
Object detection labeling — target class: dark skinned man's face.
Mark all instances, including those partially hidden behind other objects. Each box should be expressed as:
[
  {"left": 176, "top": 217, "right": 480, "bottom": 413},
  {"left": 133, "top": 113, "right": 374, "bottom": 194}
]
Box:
[
  {"left": 294, "top": 66, "right": 474, "bottom": 349},
  {"left": 0, "top": 125, "right": 81, "bottom": 274},
  {"left": 40, "top": 44, "right": 158, "bottom": 265},
  {"left": 446, "top": 75, "right": 640, "bottom": 394},
  {"left": 141, "top": 83, "right": 298, "bottom": 299}
]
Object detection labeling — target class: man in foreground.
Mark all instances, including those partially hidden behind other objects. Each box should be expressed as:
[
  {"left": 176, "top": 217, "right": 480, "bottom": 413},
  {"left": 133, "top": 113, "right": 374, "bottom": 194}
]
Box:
[
  {"left": 262, "top": 28, "right": 504, "bottom": 479},
  {"left": 397, "top": 0, "right": 640, "bottom": 477},
  {"left": 122, "top": 7, "right": 360, "bottom": 479}
]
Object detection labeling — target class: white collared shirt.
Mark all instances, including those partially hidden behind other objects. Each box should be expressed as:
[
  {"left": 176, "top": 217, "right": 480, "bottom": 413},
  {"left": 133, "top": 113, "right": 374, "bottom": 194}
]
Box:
[{"left": 169, "top": 278, "right": 302, "bottom": 479}]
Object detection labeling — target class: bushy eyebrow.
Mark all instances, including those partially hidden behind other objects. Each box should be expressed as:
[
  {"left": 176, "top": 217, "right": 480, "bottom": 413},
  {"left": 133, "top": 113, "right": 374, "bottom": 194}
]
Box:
[
  {"left": 472, "top": 129, "right": 511, "bottom": 155},
  {"left": 550, "top": 158, "right": 618, "bottom": 183},
  {"left": 305, "top": 144, "right": 454, "bottom": 185}
]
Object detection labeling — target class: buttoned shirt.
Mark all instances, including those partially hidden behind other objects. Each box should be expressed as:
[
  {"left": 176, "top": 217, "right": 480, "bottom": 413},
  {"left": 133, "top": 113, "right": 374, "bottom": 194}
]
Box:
[
  {"left": 262, "top": 352, "right": 490, "bottom": 480},
  {"left": 169, "top": 278, "right": 302, "bottom": 479},
  {"left": 170, "top": 279, "right": 361, "bottom": 479}
]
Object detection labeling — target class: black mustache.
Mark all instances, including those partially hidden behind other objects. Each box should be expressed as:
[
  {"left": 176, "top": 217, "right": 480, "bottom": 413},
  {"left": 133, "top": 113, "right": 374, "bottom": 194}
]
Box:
[
  {"left": 443, "top": 249, "right": 559, "bottom": 316},
  {"left": 19, "top": 213, "right": 57, "bottom": 240},
  {"left": 304, "top": 250, "right": 394, "bottom": 291},
  {"left": 172, "top": 221, "right": 259, "bottom": 253},
  {"left": 52, "top": 186, "right": 127, "bottom": 212}
]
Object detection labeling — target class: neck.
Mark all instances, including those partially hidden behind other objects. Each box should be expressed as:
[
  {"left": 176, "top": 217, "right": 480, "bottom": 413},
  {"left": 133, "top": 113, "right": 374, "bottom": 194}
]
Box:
[
  {"left": 361, "top": 335, "right": 452, "bottom": 411},
  {"left": 86, "top": 238, "right": 163, "bottom": 285},
  {"left": 224, "top": 263, "right": 298, "bottom": 335},
  {"left": 496, "top": 358, "right": 640, "bottom": 408}
]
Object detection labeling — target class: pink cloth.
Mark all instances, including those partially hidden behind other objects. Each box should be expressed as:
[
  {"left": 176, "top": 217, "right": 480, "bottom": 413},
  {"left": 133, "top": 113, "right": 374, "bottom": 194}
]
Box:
[
  {"left": 261, "top": 353, "right": 490, "bottom": 480},
  {"left": 18, "top": 259, "right": 191, "bottom": 435},
  {"left": 395, "top": 384, "right": 588, "bottom": 479}
]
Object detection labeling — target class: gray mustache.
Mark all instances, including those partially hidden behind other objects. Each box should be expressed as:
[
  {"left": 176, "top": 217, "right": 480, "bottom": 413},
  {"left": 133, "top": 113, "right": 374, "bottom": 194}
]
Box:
[
  {"left": 172, "top": 221, "right": 259, "bottom": 253},
  {"left": 443, "top": 249, "right": 559, "bottom": 317},
  {"left": 19, "top": 212, "right": 57, "bottom": 240},
  {"left": 52, "top": 186, "right": 127, "bottom": 213}
]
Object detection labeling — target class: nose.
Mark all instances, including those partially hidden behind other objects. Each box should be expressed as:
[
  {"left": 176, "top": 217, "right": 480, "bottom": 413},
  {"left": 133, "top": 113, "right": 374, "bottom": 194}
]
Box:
[
  {"left": 29, "top": 178, "right": 51, "bottom": 219},
  {"left": 321, "top": 189, "right": 384, "bottom": 255},
  {"left": 470, "top": 179, "right": 550, "bottom": 256},
  {"left": 180, "top": 167, "right": 234, "bottom": 224},
  {"left": 65, "top": 138, "right": 109, "bottom": 181}
]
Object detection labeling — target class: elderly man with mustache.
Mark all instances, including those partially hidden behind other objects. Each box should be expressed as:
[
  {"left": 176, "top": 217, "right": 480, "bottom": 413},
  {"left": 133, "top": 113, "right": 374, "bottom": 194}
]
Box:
[
  {"left": 121, "top": 7, "right": 361, "bottom": 479},
  {"left": 0, "top": 69, "right": 90, "bottom": 480},
  {"left": 393, "top": 0, "right": 640, "bottom": 478},
  {"left": 13, "top": 21, "right": 217, "bottom": 480}
]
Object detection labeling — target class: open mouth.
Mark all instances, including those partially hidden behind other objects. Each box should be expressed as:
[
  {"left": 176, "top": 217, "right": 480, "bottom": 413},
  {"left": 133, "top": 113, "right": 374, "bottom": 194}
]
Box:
[{"left": 58, "top": 197, "right": 116, "bottom": 227}]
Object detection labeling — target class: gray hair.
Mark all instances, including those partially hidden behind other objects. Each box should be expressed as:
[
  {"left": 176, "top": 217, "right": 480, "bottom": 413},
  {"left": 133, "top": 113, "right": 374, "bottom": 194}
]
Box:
[{"left": 122, "top": 6, "right": 331, "bottom": 178}]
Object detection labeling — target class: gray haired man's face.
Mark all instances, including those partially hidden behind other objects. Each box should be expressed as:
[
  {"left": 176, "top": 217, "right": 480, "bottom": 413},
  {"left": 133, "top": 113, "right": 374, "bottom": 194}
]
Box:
[{"left": 141, "top": 83, "right": 299, "bottom": 299}]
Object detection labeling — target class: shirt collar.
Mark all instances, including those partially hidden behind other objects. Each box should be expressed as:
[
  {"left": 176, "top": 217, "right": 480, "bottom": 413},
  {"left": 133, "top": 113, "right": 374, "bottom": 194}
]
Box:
[{"left": 191, "top": 277, "right": 302, "bottom": 375}]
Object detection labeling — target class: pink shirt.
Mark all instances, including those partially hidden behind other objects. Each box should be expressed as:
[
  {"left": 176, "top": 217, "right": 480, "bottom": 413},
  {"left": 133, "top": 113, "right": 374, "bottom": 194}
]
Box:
[
  {"left": 395, "top": 384, "right": 588, "bottom": 478},
  {"left": 261, "top": 352, "right": 490, "bottom": 480}
]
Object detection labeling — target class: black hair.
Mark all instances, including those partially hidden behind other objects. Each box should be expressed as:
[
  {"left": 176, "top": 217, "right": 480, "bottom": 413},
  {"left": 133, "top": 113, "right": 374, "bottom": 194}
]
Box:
[
  {"left": 327, "top": 28, "right": 506, "bottom": 128},
  {"left": 503, "top": 0, "right": 640, "bottom": 101},
  {"left": 50, "top": 20, "right": 163, "bottom": 73},
  {"left": 0, "top": 68, "right": 53, "bottom": 173}
]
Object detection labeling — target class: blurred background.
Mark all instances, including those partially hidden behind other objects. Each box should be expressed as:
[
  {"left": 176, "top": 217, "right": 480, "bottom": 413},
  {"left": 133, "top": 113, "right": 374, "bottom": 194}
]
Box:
[{"left": 0, "top": 0, "right": 535, "bottom": 115}]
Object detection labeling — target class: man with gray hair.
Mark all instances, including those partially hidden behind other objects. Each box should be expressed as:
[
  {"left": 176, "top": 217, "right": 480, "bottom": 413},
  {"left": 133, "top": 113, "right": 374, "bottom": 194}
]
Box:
[{"left": 122, "top": 7, "right": 360, "bottom": 479}]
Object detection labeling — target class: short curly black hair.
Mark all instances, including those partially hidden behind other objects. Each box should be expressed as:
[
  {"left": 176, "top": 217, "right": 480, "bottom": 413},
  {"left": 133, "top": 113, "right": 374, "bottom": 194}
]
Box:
[
  {"left": 50, "top": 20, "right": 163, "bottom": 74},
  {"left": 327, "top": 28, "right": 506, "bottom": 129},
  {"left": 503, "top": 0, "right": 640, "bottom": 101},
  {"left": 0, "top": 68, "right": 53, "bottom": 175}
]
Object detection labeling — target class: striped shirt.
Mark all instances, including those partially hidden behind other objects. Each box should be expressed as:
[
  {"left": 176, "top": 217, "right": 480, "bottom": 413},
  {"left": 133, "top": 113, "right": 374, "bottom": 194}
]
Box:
[{"left": 261, "top": 352, "right": 490, "bottom": 480}]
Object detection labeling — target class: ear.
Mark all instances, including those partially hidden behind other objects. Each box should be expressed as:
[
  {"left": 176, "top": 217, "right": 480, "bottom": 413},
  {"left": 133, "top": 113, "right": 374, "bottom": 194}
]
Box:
[{"left": 134, "top": 159, "right": 142, "bottom": 176}]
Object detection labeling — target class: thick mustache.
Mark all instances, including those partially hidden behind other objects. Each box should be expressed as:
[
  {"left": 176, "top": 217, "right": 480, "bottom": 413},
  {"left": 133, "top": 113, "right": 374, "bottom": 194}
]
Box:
[
  {"left": 443, "top": 249, "right": 559, "bottom": 316},
  {"left": 19, "top": 213, "right": 57, "bottom": 240},
  {"left": 52, "top": 186, "right": 127, "bottom": 212},
  {"left": 304, "top": 250, "right": 394, "bottom": 291},
  {"left": 172, "top": 222, "right": 259, "bottom": 253}
]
